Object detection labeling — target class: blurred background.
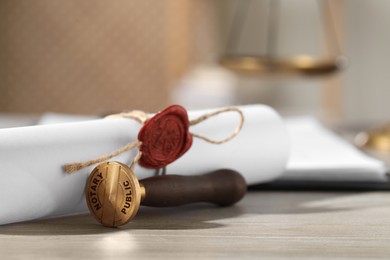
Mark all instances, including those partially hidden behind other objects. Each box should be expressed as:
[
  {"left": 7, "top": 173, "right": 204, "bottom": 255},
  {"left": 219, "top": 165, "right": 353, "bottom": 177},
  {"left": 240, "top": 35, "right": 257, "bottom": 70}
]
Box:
[{"left": 1, "top": 0, "right": 389, "bottom": 126}]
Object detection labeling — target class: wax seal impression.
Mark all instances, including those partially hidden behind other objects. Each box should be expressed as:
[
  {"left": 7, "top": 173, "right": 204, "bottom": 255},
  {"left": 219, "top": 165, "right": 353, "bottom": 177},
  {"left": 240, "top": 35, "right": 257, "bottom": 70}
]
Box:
[
  {"left": 86, "top": 162, "right": 143, "bottom": 227},
  {"left": 138, "top": 105, "right": 193, "bottom": 168}
]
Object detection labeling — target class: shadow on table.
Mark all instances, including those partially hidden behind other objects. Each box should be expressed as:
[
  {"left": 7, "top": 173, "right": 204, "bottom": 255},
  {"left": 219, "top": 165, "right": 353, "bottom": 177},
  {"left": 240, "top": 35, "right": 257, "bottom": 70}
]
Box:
[
  {"left": 0, "top": 204, "right": 244, "bottom": 236},
  {"left": 0, "top": 191, "right": 379, "bottom": 236},
  {"left": 241, "top": 191, "right": 385, "bottom": 216}
]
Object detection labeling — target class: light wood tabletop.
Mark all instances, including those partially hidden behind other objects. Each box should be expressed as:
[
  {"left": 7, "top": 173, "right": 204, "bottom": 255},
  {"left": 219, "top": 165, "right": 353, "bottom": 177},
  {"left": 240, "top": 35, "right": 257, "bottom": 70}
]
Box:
[{"left": 0, "top": 191, "right": 389, "bottom": 259}]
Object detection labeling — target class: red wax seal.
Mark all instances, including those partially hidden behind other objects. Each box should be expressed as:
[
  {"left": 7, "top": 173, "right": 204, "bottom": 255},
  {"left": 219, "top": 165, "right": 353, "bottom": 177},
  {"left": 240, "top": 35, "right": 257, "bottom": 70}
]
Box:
[{"left": 138, "top": 105, "right": 193, "bottom": 169}]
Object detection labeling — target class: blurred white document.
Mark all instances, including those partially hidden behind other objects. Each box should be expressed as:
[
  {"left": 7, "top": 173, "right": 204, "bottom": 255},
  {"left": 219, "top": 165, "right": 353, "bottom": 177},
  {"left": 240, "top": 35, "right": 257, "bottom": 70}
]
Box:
[{"left": 283, "top": 117, "right": 388, "bottom": 182}]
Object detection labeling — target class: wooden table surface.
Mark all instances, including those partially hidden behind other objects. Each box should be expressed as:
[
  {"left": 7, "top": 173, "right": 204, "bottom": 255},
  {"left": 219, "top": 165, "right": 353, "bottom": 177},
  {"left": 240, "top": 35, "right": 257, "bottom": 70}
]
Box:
[{"left": 1, "top": 191, "right": 389, "bottom": 260}]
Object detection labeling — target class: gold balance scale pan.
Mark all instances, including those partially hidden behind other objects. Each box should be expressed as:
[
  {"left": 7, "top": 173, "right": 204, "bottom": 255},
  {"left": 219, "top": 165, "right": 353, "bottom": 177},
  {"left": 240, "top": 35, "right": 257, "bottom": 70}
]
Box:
[
  {"left": 220, "top": 55, "right": 345, "bottom": 77},
  {"left": 86, "top": 162, "right": 247, "bottom": 227}
]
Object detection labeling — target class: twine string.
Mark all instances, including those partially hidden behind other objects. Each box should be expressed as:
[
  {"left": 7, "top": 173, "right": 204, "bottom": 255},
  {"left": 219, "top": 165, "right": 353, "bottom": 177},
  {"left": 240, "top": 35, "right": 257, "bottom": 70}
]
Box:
[
  {"left": 64, "top": 140, "right": 142, "bottom": 174},
  {"left": 189, "top": 107, "right": 244, "bottom": 144},
  {"left": 64, "top": 107, "right": 244, "bottom": 174},
  {"left": 104, "top": 110, "right": 149, "bottom": 123},
  {"left": 130, "top": 150, "right": 143, "bottom": 171}
]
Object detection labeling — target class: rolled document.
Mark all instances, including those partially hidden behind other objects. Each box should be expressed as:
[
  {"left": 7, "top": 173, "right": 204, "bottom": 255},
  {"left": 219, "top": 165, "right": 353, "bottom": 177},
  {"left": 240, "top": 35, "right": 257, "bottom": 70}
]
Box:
[{"left": 0, "top": 104, "right": 289, "bottom": 225}]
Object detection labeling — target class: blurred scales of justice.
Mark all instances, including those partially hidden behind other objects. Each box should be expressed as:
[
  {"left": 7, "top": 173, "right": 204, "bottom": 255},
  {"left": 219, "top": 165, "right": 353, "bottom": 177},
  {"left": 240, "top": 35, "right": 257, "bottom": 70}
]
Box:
[
  {"left": 175, "top": 0, "right": 344, "bottom": 110},
  {"left": 176, "top": 0, "right": 390, "bottom": 154},
  {"left": 220, "top": 0, "right": 345, "bottom": 77}
]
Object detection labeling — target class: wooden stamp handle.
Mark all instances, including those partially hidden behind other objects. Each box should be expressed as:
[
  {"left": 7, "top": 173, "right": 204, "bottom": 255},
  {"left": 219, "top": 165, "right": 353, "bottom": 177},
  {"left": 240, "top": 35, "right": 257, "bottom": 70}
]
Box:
[{"left": 140, "top": 169, "right": 247, "bottom": 207}]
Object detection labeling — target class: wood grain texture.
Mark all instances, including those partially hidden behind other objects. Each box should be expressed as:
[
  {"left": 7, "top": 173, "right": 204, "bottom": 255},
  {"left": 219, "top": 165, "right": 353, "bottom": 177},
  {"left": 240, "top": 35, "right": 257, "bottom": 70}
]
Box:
[{"left": 1, "top": 191, "right": 390, "bottom": 259}]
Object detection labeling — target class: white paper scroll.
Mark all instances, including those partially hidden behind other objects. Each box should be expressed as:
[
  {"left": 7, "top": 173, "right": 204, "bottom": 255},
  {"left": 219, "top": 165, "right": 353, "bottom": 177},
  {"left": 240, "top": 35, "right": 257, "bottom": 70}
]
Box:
[{"left": 0, "top": 104, "right": 289, "bottom": 225}]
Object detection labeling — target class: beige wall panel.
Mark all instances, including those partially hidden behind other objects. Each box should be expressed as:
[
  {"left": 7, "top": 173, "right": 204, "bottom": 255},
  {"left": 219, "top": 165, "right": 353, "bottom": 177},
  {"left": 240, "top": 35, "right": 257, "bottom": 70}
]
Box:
[{"left": 0, "top": 0, "right": 218, "bottom": 114}]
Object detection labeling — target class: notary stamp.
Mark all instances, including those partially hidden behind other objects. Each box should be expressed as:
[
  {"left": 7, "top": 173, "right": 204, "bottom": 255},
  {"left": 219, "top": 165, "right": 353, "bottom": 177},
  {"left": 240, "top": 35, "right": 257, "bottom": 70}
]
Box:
[{"left": 85, "top": 162, "right": 142, "bottom": 227}]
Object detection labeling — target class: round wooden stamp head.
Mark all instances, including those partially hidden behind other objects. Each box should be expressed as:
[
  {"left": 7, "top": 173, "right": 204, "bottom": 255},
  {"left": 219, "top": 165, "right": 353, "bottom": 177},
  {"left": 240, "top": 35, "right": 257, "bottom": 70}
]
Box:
[{"left": 85, "top": 162, "right": 143, "bottom": 227}]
